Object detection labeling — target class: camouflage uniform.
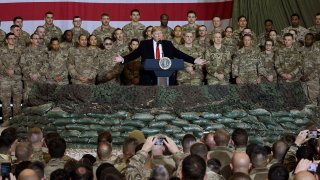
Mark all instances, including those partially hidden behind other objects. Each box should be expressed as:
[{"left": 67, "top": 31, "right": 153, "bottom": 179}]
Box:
[
  {"left": 308, "top": 26, "right": 320, "bottom": 35},
  {"left": 260, "top": 51, "right": 277, "bottom": 83},
  {"left": 122, "top": 58, "right": 141, "bottom": 85},
  {"left": 92, "top": 26, "right": 116, "bottom": 46},
  {"left": 249, "top": 167, "right": 269, "bottom": 180},
  {"left": 232, "top": 28, "right": 244, "bottom": 44},
  {"left": 96, "top": 48, "right": 123, "bottom": 84},
  {"left": 125, "top": 150, "right": 151, "bottom": 180},
  {"left": 43, "top": 24, "right": 63, "bottom": 45},
  {"left": 222, "top": 37, "right": 238, "bottom": 54},
  {"left": 282, "top": 26, "right": 309, "bottom": 43},
  {"left": 0, "top": 46, "right": 23, "bottom": 125},
  {"left": 208, "top": 27, "right": 224, "bottom": 35},
  {"left": 60, "top": 41, "right": 74, "bottom": 50},
  {"left": 44, "top": 158, "right": 67, "bottom": 179},
  {"left": 152, "top": 155, "right": 177, "bottom": 176},
  {"left": 299, "top": 45, "right": 320, "bottom": 104},
  {"left": 171, "top": 38, "right": 183, "bottom": 48},
  {"left": 204, "top": 45, "right": 231, "bottom": 85},
  {"left": 17, "top": 30, "right": 30, "bottom": 48},
  {"left": 177, "top": 44, "right": 204, "bottom": 85},
  {"left": 114, "top": 155, "right": 130, "bottom": 176},
  {"left": 232, "top": 47, "right": 268, "bottom": 84},
  {"left": 67, "top": 47, "right": 99, "bottom": 85},
  {"left": 46, "top": 49, "right": 69, "bottom": 85},
  {"left": 194, "top": 37, "right": 211, "bottom": 49},
  {"left": 161, "top": 26, "right": 173, "bottom": 40},
  {"left": 20, "top": 46, "right": 48, "bottom": 101},
  {"left": 275, "top": 46, "right": 302, "bottom": 83},
  {"left": 93, "top": 158, "right": 117, "bottom": 179},
  {"left": 70, "top": 27, "right": 90, "bottom": 43},
  {"left": 123, "top": 22, "right": 145, "bottom": 41},
  {"left": 114, "top": 40, "right": 129, "bottom": 56},
  {"left": 182, "top": 24, "right": 199, "bottom": 37},
  {"left": 32, "top": 147, "right": 46, "bottom": 164},
  {"left": 0, "top": 29, "right": 6, "bottom": 47}
]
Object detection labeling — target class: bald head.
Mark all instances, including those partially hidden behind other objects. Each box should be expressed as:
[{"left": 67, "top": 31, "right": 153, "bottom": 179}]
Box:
[
  {"left": 97, "top": 142, "right": 112, "bottom": 160},
  {"left": 272, "top": 140, "right": 289, "bottom": 161},
  {"left": 18, "top": 169, "right": 39, "bottom": 180},
  {"left": 230, "top": 152, "right": 251, "bottom": 174},
  {"left": 294, "top": 171, "right": 316, "bottom": 180}
]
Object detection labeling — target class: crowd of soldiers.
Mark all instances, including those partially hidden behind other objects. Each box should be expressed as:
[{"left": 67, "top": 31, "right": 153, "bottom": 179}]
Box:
[{"left": 0, "top": 10, "right": 320, "bottom": 127}]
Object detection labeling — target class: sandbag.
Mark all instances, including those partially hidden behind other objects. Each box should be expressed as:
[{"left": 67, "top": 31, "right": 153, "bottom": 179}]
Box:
[
  {"left": 205, "top": 123, "right": 225, "bottom": 131},
  {"left": 131, "top": 113, "right": 154, "bottom": 121},
  {"left": 183, "top": 124, "right": 203, "bottom": 132},
  {"left": 99, "top": 118, "right": 121, "bottom": 126},
  {"left": 141, "top": 127, "right": 160, "bottom": 135},
  {"left": 248, "top": 108, "right": 270, "bottom": 116},
  {"left": 224, "top": 110, "right": 248, "bottom": 119},
  {"left": 110, "top": 111, "right": 129, "bottom": 119},
  {"left": 180, "top": 112, "right": 200, "bottom": 121},
  {"left": 155, "top": 114, "right": 176, "bottom": 121},
  {"left": 66, "top": 124, "right": 89, "bottom": 131},
  {"left": 201, "top": 112, "right": 222, "bottom": 120},
  {"left": 22, "top": 103, "right": 53, "bottom": 116},
  {"left": 149, "top": 121, "right": 168, "bottom": 128}
]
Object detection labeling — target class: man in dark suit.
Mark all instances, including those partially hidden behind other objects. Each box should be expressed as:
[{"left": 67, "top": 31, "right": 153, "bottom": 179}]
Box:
[{"left": 113, "top": 26, "right": 206, "bottom": 85}]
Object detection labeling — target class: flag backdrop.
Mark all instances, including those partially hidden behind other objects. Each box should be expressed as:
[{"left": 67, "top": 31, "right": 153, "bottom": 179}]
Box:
[{"left": 0, "top": 0, "right": 233, "bottom": 34}]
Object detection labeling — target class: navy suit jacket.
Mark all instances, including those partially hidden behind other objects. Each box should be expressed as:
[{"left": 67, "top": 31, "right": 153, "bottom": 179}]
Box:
[{"left": 123, "top": 39, "right": 196, "bottom": 85}]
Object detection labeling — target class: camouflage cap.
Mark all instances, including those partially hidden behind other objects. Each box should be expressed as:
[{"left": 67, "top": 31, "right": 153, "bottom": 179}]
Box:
[{"left": 128, "top": 130, "right": 145, "bottom": 144}]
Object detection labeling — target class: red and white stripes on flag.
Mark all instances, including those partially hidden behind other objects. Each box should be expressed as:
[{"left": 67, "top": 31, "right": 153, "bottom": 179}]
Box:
[{"left": 0, "top": 0, "right": 233, "bottom": 34}]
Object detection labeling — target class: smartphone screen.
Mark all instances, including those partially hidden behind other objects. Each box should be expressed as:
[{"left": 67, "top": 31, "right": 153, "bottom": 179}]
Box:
[{"left": 1, "top": 163, "right": 11, "bottom": 178}]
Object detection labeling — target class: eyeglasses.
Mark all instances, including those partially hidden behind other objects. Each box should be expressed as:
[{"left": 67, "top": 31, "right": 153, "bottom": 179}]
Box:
[{"left": 104, "top": 43, "right": 112, "bottom": 45}]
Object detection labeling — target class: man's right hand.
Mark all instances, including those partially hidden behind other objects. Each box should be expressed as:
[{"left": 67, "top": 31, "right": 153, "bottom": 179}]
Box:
[
  {"left": 142, "top": 136, "right": 156, "bottom": 153},
  {"left": 113, "top": 55, "right": 124, "bottom": 63}
]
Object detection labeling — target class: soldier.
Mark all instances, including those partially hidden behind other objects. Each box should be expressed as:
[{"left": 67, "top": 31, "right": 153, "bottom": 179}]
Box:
[
  {"left": 275, "top": 33, "right": 302, "bottom": 83},
  {"left": 43, "top": 11, "right": 63, "bottom": 45},
  {"left": 70, "top": 16, "right": 90, "bottom": 43},
  {"left": 177, "top": 31, "right": 204, "bottom": 85},
  {"left": 171, "top": 25, "right": 183, "bottom": 47},
  {"left": 96, "top": 37, "right": 123, "bottom": 84},
  {"left": 299, "top": 33, "right": 320, "bottom": 105},
  {"left": 122, "top": 39, "right": 141, "bottom": 85},
  {"left": 143, "top": 26, "right": 153, "bottom": 40},
  {"left": 260, "top": 39, "right": 277, "bottom": 83},
  {"left": 34, "top": 26, "right": 47, "bottom": 48},
  {"left": 68, "top": 34, "right": 99, "bottom": 85},
  {"left": 123, "top": 9, "right": 145, "bottom": 41},
  {"left": 258, "top": 19, "right": 274, "bottom": 48},
  {"left": 113, "top": 28, "right": 128, "bottom": 55},
  {"left": 194, "top": 25, "right": 211, "bottom": 48},
  {"left": 205, "top": 32, "right": 231, "bottom": 85},
  {"left": 239, "top": 27, "right": 258, "bottom": 48},
  {"left": 182, "top": 10, "right": 199, "bottom": 37},
  {"left": 46, "top": 37, "right": 69, "bottom": 85},
  {"left": 87, "top": 34, "right": 100, "bottom": 53},
  {"left": 308, "top": 13, "right": 320, "bottom": 40},
  {"left": 222, "top": 26, "right": 238, "bottom": 53},
  {"left": 92, "top": 13, "right": 116, "bottom": 46},
  {"left": 268, "top": 30, "right": 283, "bottom": 51},
  {"left": 60, "top": 30, "right": 74, "bottom": 50},
  {"left": 10, "top": 25, "right": 26, "bottom": 48},
  {"left": 20, "top": 33, "right": 48, "bottom": 101},
  {"left": 13, "top": 16, "right": 30, "bottom": 47},
  {"left": 233, "top": 15, "right": 248, "bottom": 44},
  {"left": 282, "top": 13, "right": 308, "bottom": 44},
  {"left": 0, "top": 19, "right": 6, "bottom": 46},
  {"left": 159, "top": 14, "right": 173, "bottom": 40},
  {"left": 0, "top": 33, "right": 23, "bottom": 127},
  {"left": 289, "top": 29, "right": 303, "bottom": 48},
  {"left": 232, "top": 34, "right": 272, "bottom": 85},
  {"left": 209, "top": 16, "right": 224, "bottom": 35}
]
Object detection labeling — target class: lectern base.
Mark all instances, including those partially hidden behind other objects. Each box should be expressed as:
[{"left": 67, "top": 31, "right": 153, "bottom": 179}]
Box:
[{"left": 157, "top": 77, "right": 169, "bottom": 86}]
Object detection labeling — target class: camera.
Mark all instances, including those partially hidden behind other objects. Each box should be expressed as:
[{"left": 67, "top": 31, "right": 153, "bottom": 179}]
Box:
[
  {"left": 308, "top": 163, "right": 318, "bottom": 172},
  {"left": 1, "top": 163, "right": 11, "bottom": 179},
  {"left": 154, "top": 137, "right": 165, "bottom": 145},
  {"left": 308, "top": 130, "right": 319, "bottom": 139}
]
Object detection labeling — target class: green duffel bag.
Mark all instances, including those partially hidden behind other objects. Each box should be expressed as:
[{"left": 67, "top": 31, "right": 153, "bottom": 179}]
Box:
[
  {"left": 149, "top": 121, "right": 168, "bottom": 128},
  {"left": 180, "top": 112, "right": 200, "bottom": 121},
  {"left": 182, "top": 124, "right": 203, "bottom": 132},
  {"left": 205, "top": 123, "right": 225, "bottom": 131},
  {"left": 201, "top": 112, "right": 222, "bottom": 120},
  {"left": 22, "top": 103, "right": 53, "bottom": 116},
  {"left": 122, "top": 120, "right": 145, "bottom": 128},
  {"left": 99, "top": 118, "right": 121, "bottom": 126},
  {"left": 155, "top": 114, "right": 176, "bottom": 121},
  {"left": 132, "top": 113, "right": 154, "bottom": 121},
  {"left": 66, "top": 124, "right": 89, "bottom": 131},
  {"left": 141, "top": 127, "right": 160, "bottom": 135}
]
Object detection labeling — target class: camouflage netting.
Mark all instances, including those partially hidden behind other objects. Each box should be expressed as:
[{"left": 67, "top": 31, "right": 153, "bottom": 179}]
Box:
[{"left": 13, "top": 82, "right": 320, "bottom": 148}]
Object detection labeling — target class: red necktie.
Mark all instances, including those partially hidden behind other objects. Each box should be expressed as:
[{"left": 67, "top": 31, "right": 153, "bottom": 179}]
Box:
[{"left": 156, "top": 42, "right": 160, "bottom": 60}]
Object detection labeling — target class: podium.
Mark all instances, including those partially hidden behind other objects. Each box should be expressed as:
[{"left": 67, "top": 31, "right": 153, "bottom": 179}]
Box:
[{"left": 144, "top": 58, "right": 184, "bottom": 86}]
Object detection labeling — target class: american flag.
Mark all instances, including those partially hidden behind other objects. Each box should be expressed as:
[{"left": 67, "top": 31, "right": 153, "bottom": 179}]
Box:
[{"left": 0, "top": 0, "right": 233, "bottom": 34}]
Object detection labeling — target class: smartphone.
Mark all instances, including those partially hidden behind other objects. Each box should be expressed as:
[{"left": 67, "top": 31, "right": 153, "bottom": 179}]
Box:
[
  {"left": 308, "top": 163, "right": 318, "bottom": 172},
  {"left": 1, "top": 163, "right": 11, "bottom": 179},
  {"left": 308, "top": 131, "right": 318, "bottom": 139},
  {"left": 154, "top": 137, "right": 164, "bottom": 145}
]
